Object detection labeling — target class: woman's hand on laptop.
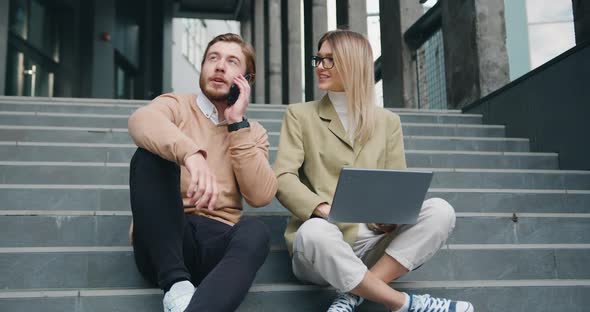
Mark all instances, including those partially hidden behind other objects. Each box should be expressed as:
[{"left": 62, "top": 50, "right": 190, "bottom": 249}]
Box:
[
  {"left": 375, "top": 223, "right": 398, "bottom": 233},
  {"left": 312, "top": 203, "right": 331, "bottom": 219}
]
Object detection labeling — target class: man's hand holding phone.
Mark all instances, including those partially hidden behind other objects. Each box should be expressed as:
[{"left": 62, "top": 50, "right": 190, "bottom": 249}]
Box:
[{"left": 225, "top": 74, "right": 251, "bottom": 124}]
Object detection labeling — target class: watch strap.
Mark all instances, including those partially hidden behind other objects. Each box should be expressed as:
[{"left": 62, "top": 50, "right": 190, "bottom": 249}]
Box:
[{"left": 228, "top": 117, "right": 250, "bottom": 132}]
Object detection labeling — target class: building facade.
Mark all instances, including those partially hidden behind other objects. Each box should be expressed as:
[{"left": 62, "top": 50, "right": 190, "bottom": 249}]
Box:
[{"left": 1, "top": 0, "right": 588, "bottom": 107}]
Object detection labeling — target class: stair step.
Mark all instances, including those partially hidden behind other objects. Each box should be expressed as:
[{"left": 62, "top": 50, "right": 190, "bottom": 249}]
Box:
[
  {"left": 0, "top": 121, "right": 504, "bottom": 137},
  {"left": 0, "top": 95, "right": 587, "bottom": 311},
  {"left": 0, "top": 129, "right": 532, "bottom": 151},
  {"left": 2, "top": 187, "right": 588, "bottom": 213},
  {"left": 0, "top": 247, "right": 588, "bottom": 289},
  {"left": 0, "top": 110, "right": 483, "bottom": 125},
  {"left": 0, "top": 143, "right": 554, "bottom": 169},
  {"left": 1, "top": 280, "right": 589, "bottom": 312},
  {"left": 0, "top": 96, "right": 464, "bottom": 113},
  {"left": 0, "top": 163, "right": 587, "bottom": 188},
  {"left": 0, "top": 214, "right": 589, "bottom": 247}
]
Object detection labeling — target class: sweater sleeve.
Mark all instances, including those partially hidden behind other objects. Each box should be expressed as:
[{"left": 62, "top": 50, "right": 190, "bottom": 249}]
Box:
[
  {"left": 128, "top": 94, "right": 205, "bottom": 166},
  {"left": 228, "top": 121, "right": 278, "bottom": 207},
  {"left": 274, "top": 106, "right": 326, "bottom": 221}
]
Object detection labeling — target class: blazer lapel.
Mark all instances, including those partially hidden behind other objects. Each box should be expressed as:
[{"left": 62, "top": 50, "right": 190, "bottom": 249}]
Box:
[{"left": 318, "top": 95, "right": 353, "bottom": 149}]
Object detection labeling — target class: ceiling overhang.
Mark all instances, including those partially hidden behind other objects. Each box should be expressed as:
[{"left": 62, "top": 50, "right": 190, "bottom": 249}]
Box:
[{"left": 174, "top": 0, "right": 247, "bottom": 20}]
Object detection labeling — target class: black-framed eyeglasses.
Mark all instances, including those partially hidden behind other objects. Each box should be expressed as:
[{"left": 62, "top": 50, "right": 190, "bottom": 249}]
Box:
[{"left": 311, "top": 56, "right": 335, "bottom": 69}]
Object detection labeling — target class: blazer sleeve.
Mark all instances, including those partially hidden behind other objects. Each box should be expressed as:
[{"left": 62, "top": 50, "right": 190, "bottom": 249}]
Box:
[
  {"left": 386, "top": 113, "right": 407, "bottom": 170},
  {"left": 274, "top": 106, "right": 326, "bottom": 221}
]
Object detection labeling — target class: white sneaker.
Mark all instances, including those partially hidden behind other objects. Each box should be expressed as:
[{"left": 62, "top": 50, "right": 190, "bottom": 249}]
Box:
[
  {"left": 407, "top": 293, "right": 474, "bottom": 312},
  {"left": 327, "top": 293, "right": 364, "bottom": 312},
  {"left": 162, "top": 280, "right": 195, "bottom": 312}
]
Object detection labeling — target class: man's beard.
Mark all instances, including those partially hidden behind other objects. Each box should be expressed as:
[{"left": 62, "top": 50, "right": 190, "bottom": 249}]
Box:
[{"left": 199, "top": 75, "right": 229, "bottom": 102}]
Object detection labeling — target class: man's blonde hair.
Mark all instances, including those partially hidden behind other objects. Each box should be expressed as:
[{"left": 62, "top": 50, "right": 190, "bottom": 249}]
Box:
[{"left": 318, "top": 30, "right": 376, "bottom": 145}]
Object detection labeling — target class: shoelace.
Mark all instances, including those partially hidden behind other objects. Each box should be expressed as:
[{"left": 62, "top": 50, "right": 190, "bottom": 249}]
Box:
[
  {"left": 327, "top": 293, "right": 361, "bottom": 312},
  {"left": 410, "top": 294, "right": 451, "bottom": 312}
]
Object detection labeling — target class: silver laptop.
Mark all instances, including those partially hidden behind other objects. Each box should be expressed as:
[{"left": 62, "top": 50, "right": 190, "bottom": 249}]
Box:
[{"left": 328, "top": 168, "right": 433, "bottom": 224}]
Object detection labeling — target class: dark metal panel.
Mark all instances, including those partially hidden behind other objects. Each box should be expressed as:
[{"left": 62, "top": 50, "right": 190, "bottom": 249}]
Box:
[
  {"left": 0, "top": 0, "right": 8, "bottom": 95},
  {"left": 464, "top": 41, "right": 590, "bottom": 170},
  {"left": 573, "top": 0, "right": 590, "bottom": 44},
  {"left": 403, "top": 2, "right": 442, "bottom": 50},
  {"left": 175, "top": 0, "right": 245, "bottom": 20}
]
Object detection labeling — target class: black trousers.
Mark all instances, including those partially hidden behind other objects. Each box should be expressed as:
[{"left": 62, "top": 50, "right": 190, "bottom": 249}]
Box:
[{"left": 129, "top": 148, "right": 270, "bottom": 312}]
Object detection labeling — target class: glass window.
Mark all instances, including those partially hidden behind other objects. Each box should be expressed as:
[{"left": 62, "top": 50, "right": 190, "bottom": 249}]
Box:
[
  {"left": 526, "top": 0, "right": 573, "bottom": 24},
  {"left": 525, "top": 0, "right": 575, "bottom": 69},
  {"left": 9, "top": 0, "right": 59, "bottom": 62},
  {"left": 115, "top": 64, "right": 135, "bottom": 99},
  {"left": 28, "top": 0, "right": 46, "bottom": 51},
  {"left": 528, "top": 22, "right": 576, "bottom": 68},
  {"left": 9, "top": 0, "right": 28, "bottom": 39}
]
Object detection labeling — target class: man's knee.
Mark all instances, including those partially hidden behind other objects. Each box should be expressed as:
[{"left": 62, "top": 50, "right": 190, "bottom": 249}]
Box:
[
  {"left": 130, "top": 148, "right": 180, "bottom": 188},
  {"left": 131, "top": 148, "right": 178, "bottom": 173},
  {"left": 234, "top": 217, "right": 271, "bottom": 257}
]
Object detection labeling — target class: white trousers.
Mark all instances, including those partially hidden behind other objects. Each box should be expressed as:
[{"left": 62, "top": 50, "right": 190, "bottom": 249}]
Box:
[{"left": 291, "top": 198, "right": 456, "bottom": 293}]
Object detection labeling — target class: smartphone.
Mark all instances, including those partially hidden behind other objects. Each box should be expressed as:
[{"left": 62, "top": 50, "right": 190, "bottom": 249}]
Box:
[{"left": 227, "top": 74, "right": 251, "bottom": 106}]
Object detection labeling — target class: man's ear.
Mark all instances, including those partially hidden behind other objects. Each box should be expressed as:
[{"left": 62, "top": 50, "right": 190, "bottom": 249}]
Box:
[{"left": 244, "top": 73, "right": 255, "bottom": 85}]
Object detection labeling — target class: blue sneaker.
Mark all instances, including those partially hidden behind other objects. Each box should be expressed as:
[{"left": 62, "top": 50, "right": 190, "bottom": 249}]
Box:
[
  {"left": 408, "top": 293, "right": 474, "bottom": 312},
  {"left": 327, "top": 293, "right": 364, "bottom": 312}
]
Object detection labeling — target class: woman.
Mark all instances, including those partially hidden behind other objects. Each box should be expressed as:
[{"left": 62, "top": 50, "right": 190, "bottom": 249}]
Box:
[{"left": 274, "top": 30, "right": 474, "bottom": 312}]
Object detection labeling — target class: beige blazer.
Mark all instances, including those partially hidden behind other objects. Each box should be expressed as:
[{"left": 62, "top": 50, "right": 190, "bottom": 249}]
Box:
[{"left": 274, "top": 95, "right": 407, "bottom": 254}]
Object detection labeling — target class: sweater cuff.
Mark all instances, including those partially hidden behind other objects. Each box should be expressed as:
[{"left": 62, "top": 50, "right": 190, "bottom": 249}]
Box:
[
  {"left": 178, "top": 138, "right": 206, "bottom": 166},
  {"left": 227, "top": 126, "right": 253, "bottom": 147}
]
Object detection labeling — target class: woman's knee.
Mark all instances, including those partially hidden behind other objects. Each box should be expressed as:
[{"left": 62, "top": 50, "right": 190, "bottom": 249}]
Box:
[
  {"left": 294, "top": 218, "right": 339, "bottom": 252},
  {"left": 423, "top": 197, "right": 456, "bottom": 232}
]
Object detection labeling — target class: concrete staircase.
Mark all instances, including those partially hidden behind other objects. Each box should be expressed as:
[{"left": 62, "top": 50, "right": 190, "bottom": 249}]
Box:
[{"left": 0, "top": 95, "right": 588, "bottom": 311}]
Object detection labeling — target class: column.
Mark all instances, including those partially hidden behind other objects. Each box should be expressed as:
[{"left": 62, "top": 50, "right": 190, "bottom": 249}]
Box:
[
  {"left": 379, "top": 0, "right": 422, "bottom": 107},
  {"left": 161, "top": 0, "right": 174, "bottom": 94},
  {"left": 441, "top": 0, "right": 510, "bottom": 108},
  {"left": 253, "top": 0, "right": 266, "bottom": 103},
  {"left": 91, "top": 0, "right": 116, "bottom": 98},
  {"left": 268, "top": 0, "right": 282, "bottom": 104},
  {"left": 239, "top": 0, "right": 253, "bottom": 44},
  {"left": 287, "top": 0, "right": 304, "bottom": 103},
  {"left": 311, "top": 0, "right": 327, "bottom": 99},
  {"left": 347, "top": 0, "right": 367, "bottom": 36}
]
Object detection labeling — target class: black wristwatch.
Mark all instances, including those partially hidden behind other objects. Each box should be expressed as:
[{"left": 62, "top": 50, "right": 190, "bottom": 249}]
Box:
[{"left": 227, "top": 117, "right": 250, "bottom": 132}]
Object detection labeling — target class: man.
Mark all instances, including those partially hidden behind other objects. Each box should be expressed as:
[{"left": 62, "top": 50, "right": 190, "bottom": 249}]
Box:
[{"left": 128, "top": 33, "right": 277, "bottom": 312}]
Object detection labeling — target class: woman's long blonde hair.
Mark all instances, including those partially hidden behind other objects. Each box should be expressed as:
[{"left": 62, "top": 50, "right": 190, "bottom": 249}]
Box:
[{"left": 318, "top": 30, "right": 376, "bottom": 145}]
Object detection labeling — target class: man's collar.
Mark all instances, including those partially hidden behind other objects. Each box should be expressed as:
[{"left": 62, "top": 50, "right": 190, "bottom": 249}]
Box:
[{"left": 197, "top": 89, "right": 226, "bottom": 125}]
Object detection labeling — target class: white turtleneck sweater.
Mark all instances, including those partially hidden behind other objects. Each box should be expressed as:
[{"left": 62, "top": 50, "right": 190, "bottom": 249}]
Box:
[{"left": 328, "top": 91, "right": 355, "bottom": 144}]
